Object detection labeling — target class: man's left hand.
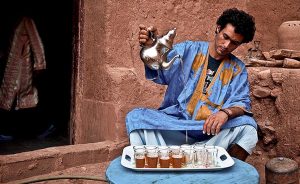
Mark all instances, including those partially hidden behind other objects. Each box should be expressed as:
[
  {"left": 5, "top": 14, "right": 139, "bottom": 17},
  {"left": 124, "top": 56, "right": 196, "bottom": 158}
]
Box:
[{"left": 203, "top": 111, "right": 229, "bottom": 135}]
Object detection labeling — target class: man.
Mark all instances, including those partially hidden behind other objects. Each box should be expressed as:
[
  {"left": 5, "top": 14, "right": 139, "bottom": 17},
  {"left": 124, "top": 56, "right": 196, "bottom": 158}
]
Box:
[{"left": 126, "top": 8, "right": 258, "bottom": 161}]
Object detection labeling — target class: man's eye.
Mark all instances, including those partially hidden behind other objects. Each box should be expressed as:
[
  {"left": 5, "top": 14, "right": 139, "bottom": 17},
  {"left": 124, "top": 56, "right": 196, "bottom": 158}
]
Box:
[
  {"left": 223, "top": 34, "right": 229, "bottom": 39},
  {"left": 232, "top": 41, "right": 241, "bottom": 46}
]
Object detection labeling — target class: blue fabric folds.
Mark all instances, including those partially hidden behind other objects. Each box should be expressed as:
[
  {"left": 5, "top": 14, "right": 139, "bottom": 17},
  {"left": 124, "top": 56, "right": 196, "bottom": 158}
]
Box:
[{"left": 126, "top": 41, "right": 257, "bottom": 135}]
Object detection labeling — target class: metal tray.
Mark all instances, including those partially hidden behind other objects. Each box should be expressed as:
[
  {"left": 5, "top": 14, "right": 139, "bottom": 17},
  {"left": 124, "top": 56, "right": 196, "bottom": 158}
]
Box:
[{"left": 121, "top": 145, "right": 234, "bottom": 171}]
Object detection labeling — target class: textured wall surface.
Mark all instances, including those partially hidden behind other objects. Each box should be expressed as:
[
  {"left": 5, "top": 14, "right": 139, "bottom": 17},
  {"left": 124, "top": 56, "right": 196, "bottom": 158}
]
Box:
[{"left": 247, "top": 67, "right": 300, "bottom": 183}]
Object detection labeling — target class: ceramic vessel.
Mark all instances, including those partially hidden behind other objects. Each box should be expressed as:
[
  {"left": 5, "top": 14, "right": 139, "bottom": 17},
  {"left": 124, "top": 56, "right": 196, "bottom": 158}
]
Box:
[{"left": 278, "top": 21, "right": 300, "bottom": 50}]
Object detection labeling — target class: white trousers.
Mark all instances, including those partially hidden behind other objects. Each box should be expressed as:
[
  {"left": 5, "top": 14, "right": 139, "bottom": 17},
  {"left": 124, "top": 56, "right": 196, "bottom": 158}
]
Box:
[{"left": 129, "top": 125, "right": 258, "bottom": 154}]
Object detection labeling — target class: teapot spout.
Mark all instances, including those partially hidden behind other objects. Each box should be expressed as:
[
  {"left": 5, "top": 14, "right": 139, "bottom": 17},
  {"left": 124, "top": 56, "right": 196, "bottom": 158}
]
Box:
[{"left": 161, "top": 54, "right": 181, "bottom": 70}]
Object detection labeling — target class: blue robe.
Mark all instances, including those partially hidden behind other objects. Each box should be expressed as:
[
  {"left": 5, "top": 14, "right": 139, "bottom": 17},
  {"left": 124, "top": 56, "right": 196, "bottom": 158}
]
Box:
[{"left": 126, "top": 41, "right": 257, "bottom": 136}]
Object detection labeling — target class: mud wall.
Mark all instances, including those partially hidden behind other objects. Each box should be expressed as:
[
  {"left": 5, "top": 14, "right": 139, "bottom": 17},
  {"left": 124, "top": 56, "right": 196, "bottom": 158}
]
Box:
[
  {"left": 73, "top": 0, "right": 300, "bottom": 178},
  {"left": 247, "top": 67, "right": 300, "bottom": 183}
]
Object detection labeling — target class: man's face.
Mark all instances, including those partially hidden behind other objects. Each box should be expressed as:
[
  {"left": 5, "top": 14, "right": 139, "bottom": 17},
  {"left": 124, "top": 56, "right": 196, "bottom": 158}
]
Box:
[{"left": 214, "top": 23, "right": 244, "bottom": 57}]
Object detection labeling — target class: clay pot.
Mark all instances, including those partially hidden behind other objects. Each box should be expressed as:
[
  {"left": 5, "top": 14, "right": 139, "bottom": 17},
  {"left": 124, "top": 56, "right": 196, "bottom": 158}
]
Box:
[{"left": 278, "top": 21, "right": 300, "bottom": 51}]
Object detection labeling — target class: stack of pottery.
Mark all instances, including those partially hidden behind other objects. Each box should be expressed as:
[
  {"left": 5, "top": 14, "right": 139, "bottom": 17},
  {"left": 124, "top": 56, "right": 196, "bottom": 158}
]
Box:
[{"left": 278, "top": 21, "right": 300, "bottom": 50}]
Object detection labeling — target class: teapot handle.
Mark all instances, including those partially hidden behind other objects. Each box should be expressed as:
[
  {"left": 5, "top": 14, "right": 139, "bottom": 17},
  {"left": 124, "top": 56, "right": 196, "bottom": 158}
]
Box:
[
  {"left": 140, "top": 30, "right": 157, "bottom": 48},
  {"left": 148, "top": 31, "right": 156, "bottom": 42}
]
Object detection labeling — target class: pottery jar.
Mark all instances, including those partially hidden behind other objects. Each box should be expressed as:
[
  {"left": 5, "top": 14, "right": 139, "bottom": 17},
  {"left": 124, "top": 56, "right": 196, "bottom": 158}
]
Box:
[{"left": 278, "top": 21, "right": 300, "bottom": 50}]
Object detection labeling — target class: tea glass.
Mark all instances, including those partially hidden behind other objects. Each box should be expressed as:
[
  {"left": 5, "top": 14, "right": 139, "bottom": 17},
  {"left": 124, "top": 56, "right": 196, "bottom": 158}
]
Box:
[
  {"left": 158, "top": 147, "right": 170, "bottom": 168},
  {"left": 170, "top": 145, "right": 183, "bottom": 168},
  {"left": 145, "top": 145, "right": 158, "bottom": 168},
  {"left": 193, "top": 144, "right": 206, "bottom": 167},
  {"left": 182, "top": 147, "right": 194, "bottom": 168},
  {"left": 205, "top": 146, "right": 219, "bottom": 167},
  {"left": 134, "top": 147, "right": 146, "bottom": 168}
]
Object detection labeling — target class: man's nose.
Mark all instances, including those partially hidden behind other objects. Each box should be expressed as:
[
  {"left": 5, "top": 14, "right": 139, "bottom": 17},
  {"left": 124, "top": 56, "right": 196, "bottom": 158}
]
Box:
[{"left": 224, "top": 40, "right": 230, "bottom": 48}]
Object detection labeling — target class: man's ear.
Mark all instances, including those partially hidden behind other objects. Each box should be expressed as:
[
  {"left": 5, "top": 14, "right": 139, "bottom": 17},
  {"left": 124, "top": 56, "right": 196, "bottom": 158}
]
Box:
[{"left": 215, "top": 26, "right": 221, "bottom": 34}]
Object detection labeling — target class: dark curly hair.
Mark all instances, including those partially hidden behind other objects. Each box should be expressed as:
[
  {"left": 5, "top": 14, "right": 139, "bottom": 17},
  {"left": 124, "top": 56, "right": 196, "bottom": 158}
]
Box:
[{"left": 216, "top": 8, "right": 256, "bottom": 43}]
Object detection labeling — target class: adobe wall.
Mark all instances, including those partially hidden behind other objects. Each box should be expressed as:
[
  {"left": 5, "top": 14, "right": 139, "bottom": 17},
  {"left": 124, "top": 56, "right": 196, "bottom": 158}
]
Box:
[
  {"left": 74, "top": 0, "right": 300, "bottom": 180},
  {"left": 247, "top": 67, "right": 300, "bottom": 183}
]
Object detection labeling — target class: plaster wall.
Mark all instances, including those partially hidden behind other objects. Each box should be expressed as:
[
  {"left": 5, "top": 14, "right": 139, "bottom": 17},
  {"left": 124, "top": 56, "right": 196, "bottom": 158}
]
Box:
[{"left": 74, "top": 0, "right": 299, "bottom": 171}]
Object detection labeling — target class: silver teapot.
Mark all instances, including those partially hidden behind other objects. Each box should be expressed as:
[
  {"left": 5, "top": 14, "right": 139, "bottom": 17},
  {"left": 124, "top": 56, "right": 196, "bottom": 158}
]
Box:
[{"left": 140, "top": 28, "right": 180, "bottom": 70}]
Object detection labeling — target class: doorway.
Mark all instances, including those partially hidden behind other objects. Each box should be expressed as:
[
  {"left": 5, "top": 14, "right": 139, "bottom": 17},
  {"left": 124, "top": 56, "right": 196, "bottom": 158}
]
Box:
[{"left": 0, "top": 0, "right": 73, "bottom": 154}]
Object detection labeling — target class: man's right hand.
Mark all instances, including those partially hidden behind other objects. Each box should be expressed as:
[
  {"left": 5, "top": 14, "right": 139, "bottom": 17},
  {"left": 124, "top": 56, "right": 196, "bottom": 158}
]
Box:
[{"left": 138, "top": 24, "right": 158, "bottom": 47}]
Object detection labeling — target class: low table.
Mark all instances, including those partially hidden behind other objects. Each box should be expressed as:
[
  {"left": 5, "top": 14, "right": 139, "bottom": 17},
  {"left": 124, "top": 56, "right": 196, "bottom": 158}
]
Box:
[{"left": 105, "top": 156, "right": 259, "bottom": 184}]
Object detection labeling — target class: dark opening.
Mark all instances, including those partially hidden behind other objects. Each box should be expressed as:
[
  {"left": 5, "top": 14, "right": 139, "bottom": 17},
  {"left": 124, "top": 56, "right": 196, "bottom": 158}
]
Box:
[{"left": 0, "top": 0, "right": 73, "bottom": 154}]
